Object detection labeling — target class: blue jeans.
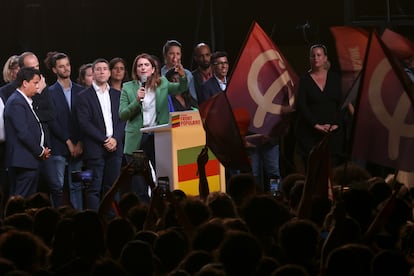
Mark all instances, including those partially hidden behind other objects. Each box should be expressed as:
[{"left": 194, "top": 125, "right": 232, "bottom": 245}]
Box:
[
  {"left": 248, "top": 143, "right": 280, "bottom": 192},
  {"left": 67, "top": 158, "right": 83, "bottom": 210},
  {"left": 42, "top": 156, "right": 83, "bottom": 209},
  {"left": 84, "top": 155, "right": 122, "bottom": 211}
]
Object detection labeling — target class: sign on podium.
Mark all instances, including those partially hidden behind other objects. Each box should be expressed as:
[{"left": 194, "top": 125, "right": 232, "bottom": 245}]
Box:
[{"left": 141, "top": 110, "right": 226, "bottom": 195}]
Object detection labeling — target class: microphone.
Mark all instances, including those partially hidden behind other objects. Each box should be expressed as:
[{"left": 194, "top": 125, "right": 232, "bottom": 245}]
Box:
[
  {"left": 141, "top": 75, "right": 147, "bottom": 88},
  {"left": 140, "top": 75, "right": 147, "bottom": 102}
]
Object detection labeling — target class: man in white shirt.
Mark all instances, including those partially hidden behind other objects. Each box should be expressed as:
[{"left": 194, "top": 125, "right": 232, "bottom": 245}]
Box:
[{"left": 76, "top": 58, "right": 125, "bottom": 211}]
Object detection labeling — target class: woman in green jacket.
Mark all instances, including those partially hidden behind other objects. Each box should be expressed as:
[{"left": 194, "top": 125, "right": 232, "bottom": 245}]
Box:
[{"left": 119, "top": 53, "right": 187, "bottom": 202}]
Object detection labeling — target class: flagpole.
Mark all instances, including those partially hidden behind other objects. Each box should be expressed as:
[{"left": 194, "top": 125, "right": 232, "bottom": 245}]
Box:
[
  {"left": 192, "top": 0, "right": 206, "bottom": 68},
  {"left": 336, "top": 71, "right": 361, "bottom": 166},
  {"left": 386, "top": 0, "right": 391, "bottom": 25},
  {"left": 340, "top": 71, "right": 362, "bottom": 111},
  {"left": 209, "top": 0, "right": 215, "bottom": 52}
]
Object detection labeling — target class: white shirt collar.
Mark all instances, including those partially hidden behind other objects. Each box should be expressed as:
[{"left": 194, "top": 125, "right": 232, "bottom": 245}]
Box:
[{"left": 92, "top": 82, "right": 110, "bottom": 93}]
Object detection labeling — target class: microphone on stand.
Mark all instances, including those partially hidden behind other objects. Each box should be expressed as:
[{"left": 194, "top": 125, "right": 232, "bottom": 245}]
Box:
[{"left": 140, "top": 75, "right": 147, "bottom": 102}]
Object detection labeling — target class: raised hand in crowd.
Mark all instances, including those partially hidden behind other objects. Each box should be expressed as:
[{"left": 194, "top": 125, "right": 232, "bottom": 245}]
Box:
[
  {"left": 98, "top": 155, "right": 154, "bottom": 222},
  {"left": 197, "top": 145, "right": 209, "bottom": 201},
  {"left": 98, "top": 161, "right": 134, "bottom": 222},
  {"left": 143, "top": 183, "right": 192, "bottom": 235}
]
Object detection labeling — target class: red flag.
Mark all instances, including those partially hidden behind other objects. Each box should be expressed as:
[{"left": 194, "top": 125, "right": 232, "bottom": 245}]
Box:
[
  {"left": 381, "top": 28, "right": 414, "bottom": 60},
  {"left": 226, "top": 21, "right": 298, "bottom": 136},
  {"left": 297, "top": 134, "right": 334, "bottom": 219},
  {"left": 330, "top": 26, "right": 369, "bottom": 97},
  {"left": 307, "top": 135, "right": 334, "bottom": 199},
  {"left": 198, "top": 92, "right": 251, "bottom": 171},
  {"left": 351, "top": 30, "right": 414, "bottom": 171}
]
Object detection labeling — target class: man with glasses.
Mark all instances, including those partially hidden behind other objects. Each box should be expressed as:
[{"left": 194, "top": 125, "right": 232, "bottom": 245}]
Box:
[{"left": 199, "top": 51, "right": 229, "bottom": 105}]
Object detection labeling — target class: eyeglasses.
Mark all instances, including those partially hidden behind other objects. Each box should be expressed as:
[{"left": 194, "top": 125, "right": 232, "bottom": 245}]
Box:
[{"left": 213, "top": 61, "right": 229, "bottom": 66}]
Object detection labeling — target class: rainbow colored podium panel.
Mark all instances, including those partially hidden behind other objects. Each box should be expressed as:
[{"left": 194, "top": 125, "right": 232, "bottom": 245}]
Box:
[{"left": 141, "top": 111, "right": 226, "bottom": 195}]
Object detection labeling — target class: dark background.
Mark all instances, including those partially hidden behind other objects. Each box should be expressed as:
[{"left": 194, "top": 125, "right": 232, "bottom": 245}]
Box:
[{"left": 0, "top": 0, "right": 413, "bottom": 83}]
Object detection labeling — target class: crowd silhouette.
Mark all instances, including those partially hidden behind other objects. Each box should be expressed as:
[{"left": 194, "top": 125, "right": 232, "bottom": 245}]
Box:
[{"left": 0, "top": 144, "right": 411, "bottom": 275}]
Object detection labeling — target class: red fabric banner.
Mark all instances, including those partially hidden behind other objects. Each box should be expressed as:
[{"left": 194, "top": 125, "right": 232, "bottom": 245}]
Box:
[
  {"left": 330, "top": 26, "right": 369, "bottom": 97},
  {"left": 381, "top": 28, "right": 414, "bottom": 60},
  {"left": 198, "top": 92, "right": 251, "bottom": 171},
  {"left": 226, "top": 21, "right": 298, "bottom": 136},
  {"left": 352, "top": 31, "right": 414, "bottom": 171}
]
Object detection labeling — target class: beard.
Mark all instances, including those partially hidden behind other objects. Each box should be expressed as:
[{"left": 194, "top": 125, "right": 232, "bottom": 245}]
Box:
[
  {"left": 58, "top": 72, "right": 71, "bottom": 79},
  {"left": 200, "top": 63, "right": 211, "bottom": 70}
]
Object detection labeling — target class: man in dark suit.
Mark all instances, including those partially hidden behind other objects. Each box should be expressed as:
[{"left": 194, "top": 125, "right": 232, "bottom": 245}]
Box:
[
  {"left": 76, "top": 58, "right": 125, "bottom": 211},
  {"left": 4, "top": 67, "right": 51, "bottom": 198},
  {"left": 191, "top": 43, "right": 212, "bottom": 104},
  {"left": 42, "top": 52, "right": 85, "bottom": 209},
  {"left": 199, "top": 51, "right": 229, "bottom": 105}
]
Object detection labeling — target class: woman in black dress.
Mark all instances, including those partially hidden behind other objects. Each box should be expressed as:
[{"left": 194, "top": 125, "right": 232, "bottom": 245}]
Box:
[{"left": 295, "top": 44, "right": 344, "bottom": 169}]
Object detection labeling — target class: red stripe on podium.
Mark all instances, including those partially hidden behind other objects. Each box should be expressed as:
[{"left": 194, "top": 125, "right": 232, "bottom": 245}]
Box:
[{"left": 178, "top": 159, "right": 220, "bottom": 182}]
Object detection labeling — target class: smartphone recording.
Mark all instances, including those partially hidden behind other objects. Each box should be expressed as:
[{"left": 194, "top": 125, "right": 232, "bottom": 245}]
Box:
[{"left": 157, "top": 176, "right": 170, "bottom": 198}]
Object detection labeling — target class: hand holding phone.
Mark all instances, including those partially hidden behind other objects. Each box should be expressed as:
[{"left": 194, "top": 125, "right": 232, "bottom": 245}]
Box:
[
  {"left": 157, "top": 176, "right": 170, "bottom": 198},
  {"left": 130, "top": 150, "right": 147, "bottom": 175},
  {"left": 269, "top": 178, "right": 281, "bottom": 198}
]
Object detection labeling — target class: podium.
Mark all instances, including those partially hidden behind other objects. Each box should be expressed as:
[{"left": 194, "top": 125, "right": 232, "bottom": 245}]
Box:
[{"left": 141, "top": 111, "right": 226, "bottom": 195}]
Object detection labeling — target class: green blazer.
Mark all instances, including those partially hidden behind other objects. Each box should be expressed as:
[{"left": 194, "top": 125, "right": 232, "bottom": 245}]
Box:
[{"left": 119, "top": 76, "right": 188, "bottom": 155}]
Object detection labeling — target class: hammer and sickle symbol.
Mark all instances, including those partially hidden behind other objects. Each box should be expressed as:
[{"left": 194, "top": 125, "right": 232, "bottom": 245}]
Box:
[
  {"left": 247, "top": 49, "right": 295, "bottom": 128},
  {"left": 369, "top": 58, "right": 414, "bottom": 160}
]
